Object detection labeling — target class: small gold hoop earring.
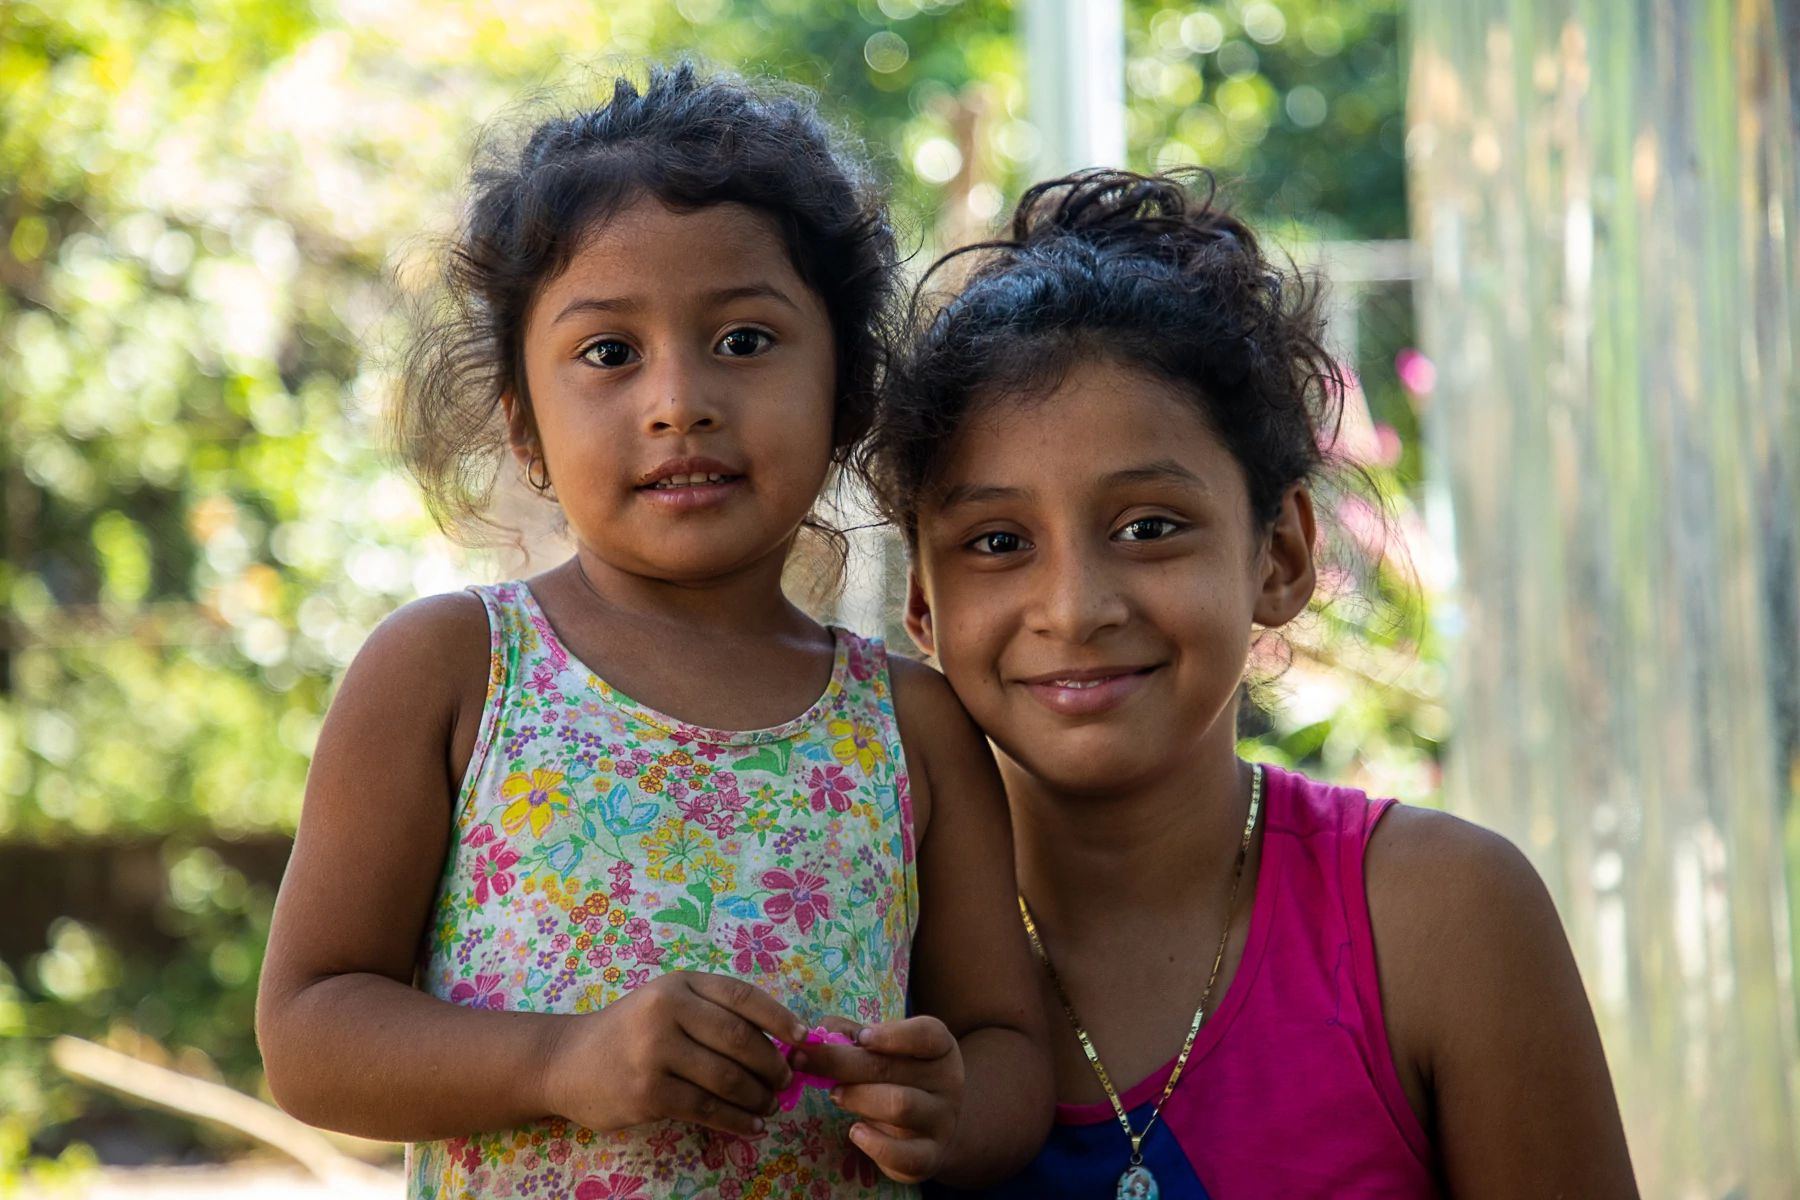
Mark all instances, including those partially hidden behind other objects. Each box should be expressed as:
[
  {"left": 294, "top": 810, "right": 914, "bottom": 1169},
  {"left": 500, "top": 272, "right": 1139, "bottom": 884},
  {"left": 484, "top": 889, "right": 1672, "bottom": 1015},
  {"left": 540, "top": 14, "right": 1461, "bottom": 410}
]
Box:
[{"left": 526, "top": 454, "right": 552, "bottom": 494}]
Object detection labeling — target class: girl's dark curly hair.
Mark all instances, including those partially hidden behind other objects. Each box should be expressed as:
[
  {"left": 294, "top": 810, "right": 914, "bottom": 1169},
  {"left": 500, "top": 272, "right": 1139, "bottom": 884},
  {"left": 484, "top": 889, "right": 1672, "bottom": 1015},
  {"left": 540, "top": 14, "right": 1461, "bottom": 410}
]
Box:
[
  {"left": 860, "top": 168, "right": 1347, "bottom": 541},
  {"left": 397, "top": 62, "right": 899, "bottom": 543}
]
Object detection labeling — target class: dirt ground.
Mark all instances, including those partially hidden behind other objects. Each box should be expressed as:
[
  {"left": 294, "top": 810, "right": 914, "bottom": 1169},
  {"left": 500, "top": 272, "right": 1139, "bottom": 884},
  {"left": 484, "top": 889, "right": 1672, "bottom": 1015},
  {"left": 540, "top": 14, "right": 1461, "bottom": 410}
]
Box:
[{"left": 17, "top": 1164, "right": 404, "bottom": 1199}]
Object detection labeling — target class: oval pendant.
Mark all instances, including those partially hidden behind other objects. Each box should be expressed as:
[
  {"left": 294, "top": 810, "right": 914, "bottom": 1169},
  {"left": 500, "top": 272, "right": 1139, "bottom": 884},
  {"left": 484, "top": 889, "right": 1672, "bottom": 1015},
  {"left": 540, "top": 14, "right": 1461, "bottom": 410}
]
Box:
[{"left": 1116, "top": 1164, "right": 1160, "bottom": 1200}]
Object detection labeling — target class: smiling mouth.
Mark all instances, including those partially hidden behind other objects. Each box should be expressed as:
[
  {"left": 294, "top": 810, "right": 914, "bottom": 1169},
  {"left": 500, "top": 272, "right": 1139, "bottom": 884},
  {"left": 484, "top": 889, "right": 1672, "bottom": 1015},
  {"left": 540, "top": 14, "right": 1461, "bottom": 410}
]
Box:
[
  {"left": 643, "top": 472, "right": 739, "bottom": 490},
  {"left": 1017, "top": 666, "right": 1160, "bottom": 716}
]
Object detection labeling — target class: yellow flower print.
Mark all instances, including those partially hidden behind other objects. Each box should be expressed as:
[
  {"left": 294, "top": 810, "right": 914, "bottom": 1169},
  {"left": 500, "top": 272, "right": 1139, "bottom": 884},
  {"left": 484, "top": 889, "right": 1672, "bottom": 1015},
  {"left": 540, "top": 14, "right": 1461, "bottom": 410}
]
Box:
[
  {"left": 500, "top": 769, "right": 569, "bottom": 838},
  {"left": 828, "top": 718, "right": 886, "bottom": 774},
  {"left": 607, "top": 908, "right": 627, "bottom": 927},
  {"left": 640, "top": 817, "right": 710, "bottom": 883},
  {"left": 693, "top": 851, "right": 735, "bottom": 895}
]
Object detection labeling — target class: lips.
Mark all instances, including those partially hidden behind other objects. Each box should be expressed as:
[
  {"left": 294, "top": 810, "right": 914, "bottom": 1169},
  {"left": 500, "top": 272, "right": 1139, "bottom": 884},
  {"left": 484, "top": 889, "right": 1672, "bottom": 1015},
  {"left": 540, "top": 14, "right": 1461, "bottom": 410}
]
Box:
[
  {"left": 636, "top": 457, "right": 744, "bottom": 489},
  {"left": 1017, "top": 665, "right": 1159, "bottom": 717},
  {"left": 634, "top": 456, "right": 746, "bottom": 511}
]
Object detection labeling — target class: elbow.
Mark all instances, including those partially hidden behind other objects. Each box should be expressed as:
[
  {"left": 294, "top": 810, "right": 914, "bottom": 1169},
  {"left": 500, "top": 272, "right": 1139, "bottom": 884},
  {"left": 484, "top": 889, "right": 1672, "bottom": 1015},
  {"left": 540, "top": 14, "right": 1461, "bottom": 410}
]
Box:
[{"left": 255, "top": 979, "right": 327, "bottom": 1128}]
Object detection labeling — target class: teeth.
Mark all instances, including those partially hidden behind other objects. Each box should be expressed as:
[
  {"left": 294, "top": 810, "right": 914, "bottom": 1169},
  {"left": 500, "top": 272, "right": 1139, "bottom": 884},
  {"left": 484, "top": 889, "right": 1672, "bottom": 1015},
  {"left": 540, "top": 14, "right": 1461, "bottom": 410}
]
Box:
[
  {"left": 650, "top": 472, "right": 729, "bottom": 488},
  {"left": 1054, "top": 679, "right": 1105, "bottom": 689}
]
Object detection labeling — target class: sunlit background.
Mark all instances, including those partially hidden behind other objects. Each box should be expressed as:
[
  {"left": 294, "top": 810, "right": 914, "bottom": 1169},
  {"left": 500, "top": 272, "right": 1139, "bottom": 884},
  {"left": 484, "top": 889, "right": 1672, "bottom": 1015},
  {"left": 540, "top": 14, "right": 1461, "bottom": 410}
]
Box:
[{"left": 2, "top": 0, "right": 1794, "bottom": 1196}]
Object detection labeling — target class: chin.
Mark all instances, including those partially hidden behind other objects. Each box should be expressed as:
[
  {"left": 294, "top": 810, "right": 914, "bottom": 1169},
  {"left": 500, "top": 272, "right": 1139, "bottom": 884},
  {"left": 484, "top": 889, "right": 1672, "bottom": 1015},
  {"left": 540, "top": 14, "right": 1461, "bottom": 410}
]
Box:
[{"left": 998, "top": 735, "right": 1159, "bottom": 799}]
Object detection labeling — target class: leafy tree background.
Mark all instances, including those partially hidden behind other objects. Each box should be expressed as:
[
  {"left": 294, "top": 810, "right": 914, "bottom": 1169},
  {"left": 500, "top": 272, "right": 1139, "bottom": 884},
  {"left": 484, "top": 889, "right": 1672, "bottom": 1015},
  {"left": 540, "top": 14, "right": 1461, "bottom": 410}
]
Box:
[{"left": 0, "top": 0, "right": 1423, "bottom": 1178}]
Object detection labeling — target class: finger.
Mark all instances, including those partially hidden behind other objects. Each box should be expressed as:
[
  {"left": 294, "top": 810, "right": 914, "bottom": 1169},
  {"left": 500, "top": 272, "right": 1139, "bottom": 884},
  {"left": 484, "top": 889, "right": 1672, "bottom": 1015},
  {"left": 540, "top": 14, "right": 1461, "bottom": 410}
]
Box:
[
  {"left": 848, "top": 1121, "right": 941, "bottom": 1185},
  {"left": 668, "top": 1042, "right": 779, "bottom": 1122},
  {"left": 817, "top": 1014, "right": 865, "bottom": 1040},
  {"left": 789, "top": 1040, "right": 898, "bottom": 1087},
  {"left": 651, "top": 1072, "right": 769, "bottom": 1139},
  {"left": 687, "top": 973, "right": 809, "bottom": 1044},
  {"left": 830, "top": 1082, "right": 941, "bottom": 1134},
  {"left": 679, "top": 999, "right": 794, "bottom": 1090},
  {"left": 854, "top": 1016, "right": 957, "bottom": 1060}
]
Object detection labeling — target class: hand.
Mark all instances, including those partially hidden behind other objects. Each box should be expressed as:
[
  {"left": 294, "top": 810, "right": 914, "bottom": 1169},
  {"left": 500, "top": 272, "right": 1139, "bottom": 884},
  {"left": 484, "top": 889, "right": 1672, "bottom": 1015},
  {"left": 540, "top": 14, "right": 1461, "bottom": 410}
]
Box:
[
  {"left": 537, "top": 971, "right": 807, "bottom": 1138},
  {"left": 794, "top": 1015, "right": 965, "bottom": 1184}
]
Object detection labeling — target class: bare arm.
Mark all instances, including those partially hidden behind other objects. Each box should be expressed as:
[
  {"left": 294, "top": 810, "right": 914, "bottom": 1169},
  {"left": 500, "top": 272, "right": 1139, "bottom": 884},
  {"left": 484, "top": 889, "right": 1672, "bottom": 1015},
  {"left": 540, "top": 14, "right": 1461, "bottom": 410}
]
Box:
[
  {"left": 256, "top": 594, "right": 805, "bottom": 1142},
  {"left": 1367, "top": 806, "right": 1638, "bottom": 1199},
  {"left": 804, "top": 657, "right": 1053, "bottom": 1186},
  {"left": 256, "top": 592, "right": 562, "bottom": 1139}
]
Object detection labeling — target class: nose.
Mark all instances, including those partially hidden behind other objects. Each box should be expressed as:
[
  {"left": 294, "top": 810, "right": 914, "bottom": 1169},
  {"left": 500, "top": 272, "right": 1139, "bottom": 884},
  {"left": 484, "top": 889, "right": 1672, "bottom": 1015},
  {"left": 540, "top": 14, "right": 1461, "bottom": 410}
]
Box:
[
  {"left": 1026, "top": 540, "right": 1130, "bottom": 644},
  {"left": 642, "top": 346, "right": 723, "bottom": 436}
]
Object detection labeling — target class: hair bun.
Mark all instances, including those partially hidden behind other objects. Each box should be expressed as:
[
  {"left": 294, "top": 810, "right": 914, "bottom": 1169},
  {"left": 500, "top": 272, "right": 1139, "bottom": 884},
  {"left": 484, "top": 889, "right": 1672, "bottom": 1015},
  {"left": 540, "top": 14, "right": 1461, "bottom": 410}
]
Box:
[{"left": 1009, "top": 167, "right": 1251, "bottom": 260}]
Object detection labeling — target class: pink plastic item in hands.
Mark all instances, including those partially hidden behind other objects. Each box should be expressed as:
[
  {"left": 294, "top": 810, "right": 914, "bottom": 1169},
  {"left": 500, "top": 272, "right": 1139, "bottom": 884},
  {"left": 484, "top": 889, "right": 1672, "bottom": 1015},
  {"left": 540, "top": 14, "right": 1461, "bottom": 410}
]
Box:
[{"left": 770, "top": 1026, "right": 855, "bottom": 1111}]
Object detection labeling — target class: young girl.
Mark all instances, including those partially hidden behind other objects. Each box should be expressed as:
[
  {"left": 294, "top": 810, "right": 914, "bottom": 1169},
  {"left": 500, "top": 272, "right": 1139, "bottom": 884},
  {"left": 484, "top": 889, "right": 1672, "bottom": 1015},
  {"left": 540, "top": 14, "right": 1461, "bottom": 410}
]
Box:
[
  {"left": 860, "top": 170, "right": 1638, "bottom": 1198},
  {"left": 256, "top": 65, "right": 1051, "bottom": 1199}
]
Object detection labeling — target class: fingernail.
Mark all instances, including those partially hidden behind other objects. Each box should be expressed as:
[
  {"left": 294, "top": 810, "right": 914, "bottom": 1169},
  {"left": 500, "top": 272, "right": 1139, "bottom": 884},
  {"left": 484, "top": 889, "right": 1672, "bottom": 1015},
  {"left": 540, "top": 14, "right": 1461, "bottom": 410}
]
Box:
[
  {"left": 789, "top": 1051, "right": 808, "bottom": 1071},
  {"left": 829, "top": 1087, "right": 844, "bottom": 1105},
  {"left": 751, "top": 1118, "right": 766, "bottom": 1134},
  {"left": 855, "top": 1027, "right": 873, "bottom": 1045}
]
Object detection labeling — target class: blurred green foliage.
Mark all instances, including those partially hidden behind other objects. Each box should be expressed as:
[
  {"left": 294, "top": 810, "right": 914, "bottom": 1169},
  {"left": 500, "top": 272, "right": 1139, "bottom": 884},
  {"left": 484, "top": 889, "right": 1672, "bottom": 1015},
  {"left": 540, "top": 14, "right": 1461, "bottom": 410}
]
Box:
[{"left": 0, "top": 0, "right": 1425, "bottom": 1178}]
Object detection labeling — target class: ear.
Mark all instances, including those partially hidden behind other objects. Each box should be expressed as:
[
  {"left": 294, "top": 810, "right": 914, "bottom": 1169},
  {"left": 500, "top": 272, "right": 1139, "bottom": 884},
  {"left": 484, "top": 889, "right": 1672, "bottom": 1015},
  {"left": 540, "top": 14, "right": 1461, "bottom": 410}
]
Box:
[
  {"left": 903, "top": 567, "right": 938, "bottom": 661},
  {"left": 499, "top": 389, "right": 537, "bottom": 470},
  {"left": 1254, "top": 484, "right": 1317, "bottom": 627}
]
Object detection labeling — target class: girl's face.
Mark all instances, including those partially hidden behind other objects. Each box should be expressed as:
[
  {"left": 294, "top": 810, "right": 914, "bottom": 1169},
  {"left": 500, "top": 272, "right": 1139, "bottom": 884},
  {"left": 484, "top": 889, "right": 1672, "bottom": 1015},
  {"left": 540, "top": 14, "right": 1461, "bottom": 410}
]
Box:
[
  {"left": 512, "top": 197, "right": 838, "bottom": 584},
  {"left": 906, "top": 358, "right": 1315, "bottom": 797}
]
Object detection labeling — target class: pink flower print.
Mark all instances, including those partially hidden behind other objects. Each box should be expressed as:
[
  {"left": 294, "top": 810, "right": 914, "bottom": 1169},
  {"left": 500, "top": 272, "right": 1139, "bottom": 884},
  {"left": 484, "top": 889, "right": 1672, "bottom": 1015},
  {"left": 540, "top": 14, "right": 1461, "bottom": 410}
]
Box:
[
  {"left": 449, "top": 972, "right": 507, "bottom": 1010},
  {"left": 701, "top": 795, "right": 741, "bottom": 839},
  {"left": 624, "top": 917, "right": 651, "bottom": 939},
  {"left": 586, "top": 945, "right": 612, "bottom": 968},
  {"left": 676, "top": 792, "right": 714, "bottom": 825},
  {"left": 847, "top": 643, "right": 874, "bottom": 682},
  {"left": 624, "top": 967, "right": 650, "bottom": 991},
  {"left": 694, "top": 742, "right": 725, "bottom": 762},
  {"left": 574, "top": 1174, "right": 648, "bottom": 1200},
  {"left": 761, "top": 868, "right": 832, "bottom": 935},
  {"left": 526, "top": 661, "right": 558, "bottom": 695},
  {"left": 608, "top": 860, "right": 635, "bottom": 903},
  {"left": 805, "top": 765, "right": 854, "bottom": 813},
  {"left": 633, "top": 939, "right": 666, "bottom": 967},
  {"left": 731, "top": 923, "right": 789, "bottom": 974},
  {"left": 548, "top": 1139, "right": 572, "bottom": 1165},
  {"left": 471, "top": 843, "right": 520, "bottom": 904},
  {"left": 528, "top": 613, "right": 568, "bottom": 672},
  {"left": 462, "top": 822, "right": 497, "bottom": 848}
]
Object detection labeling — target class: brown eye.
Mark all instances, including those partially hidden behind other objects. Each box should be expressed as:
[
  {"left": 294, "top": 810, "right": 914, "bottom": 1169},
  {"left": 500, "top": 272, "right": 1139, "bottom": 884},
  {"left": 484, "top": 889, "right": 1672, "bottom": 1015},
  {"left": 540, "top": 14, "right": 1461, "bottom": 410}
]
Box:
[
  {"left": 581, "top": 339, "right": 636, "bottom": 368},
  {"left": 717, "top": 328, "right": 773, "bottom": 357},
  {"left": 969, "top": 531, "right": 1028, "bottom": 555},
  {"left": 1117, "top": 517, "right": 1179, "bottom": 542}
]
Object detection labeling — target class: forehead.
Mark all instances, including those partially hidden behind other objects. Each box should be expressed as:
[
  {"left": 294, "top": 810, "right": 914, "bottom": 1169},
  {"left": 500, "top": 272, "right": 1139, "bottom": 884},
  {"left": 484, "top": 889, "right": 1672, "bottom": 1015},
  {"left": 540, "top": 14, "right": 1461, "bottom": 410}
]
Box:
[
  {"left": 927, "top": 358, "right": 1245, "bottom": 508},
  {"left": 541, "top": 196, "right": 811, "bottom": 306}
]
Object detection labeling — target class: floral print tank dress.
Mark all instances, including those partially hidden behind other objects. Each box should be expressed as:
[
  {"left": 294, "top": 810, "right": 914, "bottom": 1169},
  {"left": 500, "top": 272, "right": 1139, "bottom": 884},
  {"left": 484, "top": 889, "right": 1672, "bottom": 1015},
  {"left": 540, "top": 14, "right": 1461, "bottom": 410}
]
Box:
[{"left": 407, "top": 582, "right": 920, "bottom": 1200}]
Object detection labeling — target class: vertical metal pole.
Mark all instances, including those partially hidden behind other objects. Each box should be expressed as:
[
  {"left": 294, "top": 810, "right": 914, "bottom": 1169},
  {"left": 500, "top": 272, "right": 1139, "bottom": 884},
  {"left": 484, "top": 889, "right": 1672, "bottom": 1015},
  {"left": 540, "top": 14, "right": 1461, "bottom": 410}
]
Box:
[{"left": 1022, "top": 0, "right": 1126, "bottom": 176}]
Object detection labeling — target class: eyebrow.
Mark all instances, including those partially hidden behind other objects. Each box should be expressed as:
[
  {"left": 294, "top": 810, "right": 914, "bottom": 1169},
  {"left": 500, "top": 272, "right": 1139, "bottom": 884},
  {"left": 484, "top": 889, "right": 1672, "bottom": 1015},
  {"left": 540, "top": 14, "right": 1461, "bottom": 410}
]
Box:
[
  {"left": 551, "top": 282, "right": 801, "bottom": 325},
  {"left": 935, "top": 459, "right": 1207, "bottom": 512}
]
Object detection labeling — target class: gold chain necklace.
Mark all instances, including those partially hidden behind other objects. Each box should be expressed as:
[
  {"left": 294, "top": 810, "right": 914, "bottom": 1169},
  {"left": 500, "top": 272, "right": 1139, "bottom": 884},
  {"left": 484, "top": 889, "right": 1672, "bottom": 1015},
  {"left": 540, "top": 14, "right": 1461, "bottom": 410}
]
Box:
[{"left": 1017, "top": 763, "right": 1262, "bottom": 1200}]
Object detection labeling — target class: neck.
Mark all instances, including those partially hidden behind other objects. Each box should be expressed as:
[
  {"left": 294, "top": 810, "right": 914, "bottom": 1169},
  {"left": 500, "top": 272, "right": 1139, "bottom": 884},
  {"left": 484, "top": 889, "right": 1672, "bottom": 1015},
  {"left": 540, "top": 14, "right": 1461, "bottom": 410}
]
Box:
[
  {"left": 1008, "top": 727, "right": 1254, "bottom": 938},
  {"left": 563, "top": 539, "right": 816, "bottom": 643}
]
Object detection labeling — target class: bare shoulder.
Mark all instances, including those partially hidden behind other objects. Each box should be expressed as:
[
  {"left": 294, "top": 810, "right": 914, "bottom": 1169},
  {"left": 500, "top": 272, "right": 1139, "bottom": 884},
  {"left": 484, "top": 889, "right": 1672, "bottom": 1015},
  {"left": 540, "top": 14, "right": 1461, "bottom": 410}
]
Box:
[
  {"left": 887, "top": 651, "right": 974, "bottom": 737},
  {"left": 1363, "top": 804, "right": 1565, "bottom": 1053},
  {"left": 327, "top": 590, "right": 493, "bottom": 773},
  {"left": 1365, "top": 804, "right": 1553, "bottom": 931},
  {"left": 885, "top": 651, "right": 998, "bottom": 843},
  {"left": 1365, "top": 804, "right": 1637, "bottom": 1197},
  {"left": 355, "top": 590, "right": 490, "bottom": 672}
]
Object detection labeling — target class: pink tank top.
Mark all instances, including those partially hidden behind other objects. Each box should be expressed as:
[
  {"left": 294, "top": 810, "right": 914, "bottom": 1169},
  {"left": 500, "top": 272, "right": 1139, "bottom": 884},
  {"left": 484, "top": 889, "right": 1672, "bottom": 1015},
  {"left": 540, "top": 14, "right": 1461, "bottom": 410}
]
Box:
[{"left": 941, "top": 765, "right": 1438, "bottom": 1198}]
